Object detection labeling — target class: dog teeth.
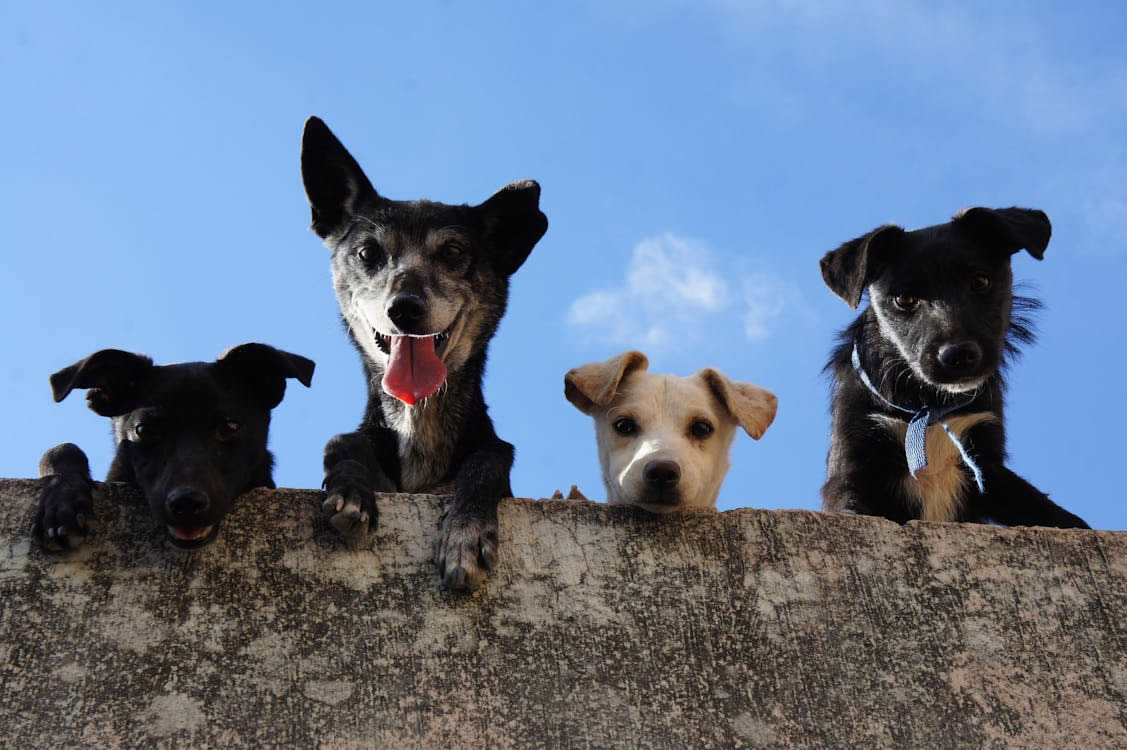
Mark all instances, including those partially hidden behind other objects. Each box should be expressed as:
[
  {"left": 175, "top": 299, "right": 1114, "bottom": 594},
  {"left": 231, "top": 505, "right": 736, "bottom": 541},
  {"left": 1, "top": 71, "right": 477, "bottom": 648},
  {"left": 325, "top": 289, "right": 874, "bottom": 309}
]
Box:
[{"left": 373, "top": 329, "right": 391, "bottom": 354}]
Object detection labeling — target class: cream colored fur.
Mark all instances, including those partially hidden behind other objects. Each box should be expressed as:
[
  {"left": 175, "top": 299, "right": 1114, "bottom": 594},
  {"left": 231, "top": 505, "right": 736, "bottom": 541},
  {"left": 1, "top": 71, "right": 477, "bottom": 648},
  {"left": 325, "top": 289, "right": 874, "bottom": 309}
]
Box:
[{"left": 565, "top": 351, "right": 777, "bottom": 513}]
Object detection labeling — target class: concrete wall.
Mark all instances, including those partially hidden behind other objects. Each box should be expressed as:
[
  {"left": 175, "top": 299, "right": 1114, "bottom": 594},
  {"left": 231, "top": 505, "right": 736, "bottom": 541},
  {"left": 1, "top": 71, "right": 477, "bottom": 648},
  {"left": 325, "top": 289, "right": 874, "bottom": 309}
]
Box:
[{"left": 1, "top": 478, "right": 1124, "bottom": 748}]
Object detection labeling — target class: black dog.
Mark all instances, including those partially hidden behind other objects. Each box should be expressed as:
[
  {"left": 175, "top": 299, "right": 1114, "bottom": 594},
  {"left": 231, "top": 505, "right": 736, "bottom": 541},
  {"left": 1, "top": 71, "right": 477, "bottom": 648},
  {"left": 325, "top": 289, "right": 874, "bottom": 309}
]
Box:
[
  {"left": 300, "top": 116, "right": 548, "bottom": 589},
  {"left": 820, "top": 206, "right": 1088, "bottom": 528},
  {"left": 36, "top": 343, "right": 314, "bottom": 550}
]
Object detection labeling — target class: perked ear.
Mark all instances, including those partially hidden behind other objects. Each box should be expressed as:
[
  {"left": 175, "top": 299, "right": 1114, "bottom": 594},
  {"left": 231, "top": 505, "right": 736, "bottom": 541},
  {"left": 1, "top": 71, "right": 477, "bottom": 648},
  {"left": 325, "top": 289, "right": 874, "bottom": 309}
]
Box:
[
  {"left": 477, "top": 180, "right": 549, "bottom": 276},
  {"left": 564, "top": 350, "right": 649, "bottom": 415},
  {"left": 301, "top": 116, "right": 380, "bottom": 239},
  {"left": 217, "top": 343, "right": 315, "bottom": 409},
  {"left": 699, "top": 369, "right": 778, "bottom": 440},
  {"left": 820, "top": 224, "right": 904, "bottom": 309},
  {"left": 49, "top": 350, "right": 154, "bottom": 417},
  {"left": 953, "top": 206, "right": 1051, "bottom": 260}
]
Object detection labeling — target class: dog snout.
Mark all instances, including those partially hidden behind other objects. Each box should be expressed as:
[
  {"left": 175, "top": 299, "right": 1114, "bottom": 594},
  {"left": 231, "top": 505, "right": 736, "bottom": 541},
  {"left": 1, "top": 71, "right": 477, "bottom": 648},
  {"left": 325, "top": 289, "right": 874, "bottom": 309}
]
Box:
[
  {"left": 643, "top": 459, "right": 681, "bottom": 487},
  {"left": 937, "top": 340, "right": 983, "bottom": 375},
  {"left": 387, "top": 293, "right": 428, "bottom": 332},
  {"left": 165, "top": 487, "right": 210, "bottom": 519}
]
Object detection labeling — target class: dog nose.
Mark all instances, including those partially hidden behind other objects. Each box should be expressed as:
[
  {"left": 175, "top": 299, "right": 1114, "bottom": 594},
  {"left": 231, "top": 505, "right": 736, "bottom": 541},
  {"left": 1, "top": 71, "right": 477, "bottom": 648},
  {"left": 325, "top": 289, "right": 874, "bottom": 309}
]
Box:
[
  {"left": 387, "top": 294, "right": 427, "bottom": 331},
  {"left": 937, "top": 340, "right": 983, "bottom": 373},
  {"left": 643, "top": 460, "right": 681, "bottom": 487},
  {"left": 166, "top": 488, "right": 210, "bottom": 519}
]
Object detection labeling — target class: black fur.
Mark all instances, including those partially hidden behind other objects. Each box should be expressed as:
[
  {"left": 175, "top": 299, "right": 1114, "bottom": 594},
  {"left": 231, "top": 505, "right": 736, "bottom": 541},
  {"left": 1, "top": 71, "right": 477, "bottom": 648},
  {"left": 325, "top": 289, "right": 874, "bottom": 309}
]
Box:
[
  {"left": 36, "top": 344, "right": 314, "bottom": 550},
  {"left": 300, "top": 116, "right": 548, "bottom": 590},
  {"left": 820, "top": 207, "right": 1088, "bottom": 528}
]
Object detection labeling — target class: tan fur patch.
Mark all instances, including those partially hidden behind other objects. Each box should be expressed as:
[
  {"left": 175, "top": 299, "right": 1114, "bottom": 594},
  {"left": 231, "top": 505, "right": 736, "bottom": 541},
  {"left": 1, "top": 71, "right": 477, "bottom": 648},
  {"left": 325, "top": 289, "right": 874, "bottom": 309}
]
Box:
[{"left": 872, "top": 412, "right": 998, "bottom": 522}]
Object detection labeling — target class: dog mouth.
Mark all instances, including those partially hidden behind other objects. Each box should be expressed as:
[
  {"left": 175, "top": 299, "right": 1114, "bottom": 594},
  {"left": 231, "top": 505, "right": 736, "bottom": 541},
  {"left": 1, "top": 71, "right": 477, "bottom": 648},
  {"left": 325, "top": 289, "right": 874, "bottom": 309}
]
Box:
[
  {"left": 166, "top": 524, "right": 218, "bottom": 549},
  {"left": 372, "top": 320, "right": 455, "bottom": 359},
  {"left": 373, "top": 317, "right": 458, "bottom": 406}
]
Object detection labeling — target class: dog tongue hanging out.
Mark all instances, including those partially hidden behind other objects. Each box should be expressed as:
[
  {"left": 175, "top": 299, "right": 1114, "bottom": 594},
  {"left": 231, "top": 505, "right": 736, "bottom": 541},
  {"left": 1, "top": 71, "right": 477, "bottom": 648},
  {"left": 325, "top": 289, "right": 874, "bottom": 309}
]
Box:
[
  {"left": 383, "top": 335, "right": 446, "bottom": 405},
  {"left": 301, "top": 115, "right": 548, "bottom": 590}
]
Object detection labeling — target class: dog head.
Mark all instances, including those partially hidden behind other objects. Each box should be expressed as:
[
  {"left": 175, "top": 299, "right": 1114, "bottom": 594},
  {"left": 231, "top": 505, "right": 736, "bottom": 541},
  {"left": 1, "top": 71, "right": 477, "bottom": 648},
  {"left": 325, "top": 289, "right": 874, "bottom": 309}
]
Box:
[
  {"left": 300, "top": 116, "right": 548, "bottom": 406},
  {"left": 820, "top": 206, "right": 1049, "bottom": 393},
  {"left": 49, "top": 343, "right": 314, "bottom": 548},
  {"left": 565, "top": 351, "right": 777, "bottom": 513}
]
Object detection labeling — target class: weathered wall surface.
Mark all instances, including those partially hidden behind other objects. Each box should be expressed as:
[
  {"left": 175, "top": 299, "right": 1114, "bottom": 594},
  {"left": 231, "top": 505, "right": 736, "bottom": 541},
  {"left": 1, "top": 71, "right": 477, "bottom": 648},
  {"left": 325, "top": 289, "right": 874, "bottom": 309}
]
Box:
[{"left": 0, "top": 478, "right": 1124, "bottom": 748}]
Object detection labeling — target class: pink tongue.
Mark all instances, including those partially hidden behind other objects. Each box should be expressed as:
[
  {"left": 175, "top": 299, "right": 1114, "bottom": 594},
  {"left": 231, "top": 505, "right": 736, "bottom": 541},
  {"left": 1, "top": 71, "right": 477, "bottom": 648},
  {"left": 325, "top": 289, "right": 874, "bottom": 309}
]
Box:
[{"left": 382, "top": 335, "right": 447, "bottom": 405}]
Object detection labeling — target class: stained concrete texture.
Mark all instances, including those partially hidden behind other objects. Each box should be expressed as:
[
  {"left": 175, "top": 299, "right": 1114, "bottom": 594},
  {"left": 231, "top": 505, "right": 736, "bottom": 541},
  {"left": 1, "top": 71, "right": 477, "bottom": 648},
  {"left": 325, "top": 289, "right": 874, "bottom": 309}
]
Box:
[{"left": 1, "top": 478, "right": 1125, "bottom": 748}]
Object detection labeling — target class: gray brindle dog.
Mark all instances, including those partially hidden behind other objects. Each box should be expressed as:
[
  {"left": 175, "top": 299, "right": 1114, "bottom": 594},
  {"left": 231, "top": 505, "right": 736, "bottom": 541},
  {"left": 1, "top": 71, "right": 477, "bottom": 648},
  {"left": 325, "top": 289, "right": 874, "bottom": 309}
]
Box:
[{"left": 301, "top": 116, "right": 548, "bottom": 589}]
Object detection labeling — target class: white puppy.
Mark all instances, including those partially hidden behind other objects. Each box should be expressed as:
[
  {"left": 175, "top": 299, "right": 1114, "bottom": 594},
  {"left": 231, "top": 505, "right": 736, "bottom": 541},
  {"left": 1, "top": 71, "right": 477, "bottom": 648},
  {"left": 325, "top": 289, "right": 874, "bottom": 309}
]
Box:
[{"left": 565, "top": 351, "right": 777, "bottom": 513}]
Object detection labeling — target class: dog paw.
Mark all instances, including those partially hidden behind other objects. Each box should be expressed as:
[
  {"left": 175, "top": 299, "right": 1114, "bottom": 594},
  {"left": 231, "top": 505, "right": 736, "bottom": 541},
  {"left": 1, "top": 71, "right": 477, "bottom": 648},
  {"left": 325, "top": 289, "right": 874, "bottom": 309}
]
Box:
[
  {"left": 36, "top": 474, "right": 95, "bottom": 552},
  {"left": 322, "top": 471, "right": 383, "bottom": 541},
  {"left": 321, "top": 487, "right": 378, "bottom": 544},
  {"left": 435, "top": 513, "right": 498, "bottom": 591}
]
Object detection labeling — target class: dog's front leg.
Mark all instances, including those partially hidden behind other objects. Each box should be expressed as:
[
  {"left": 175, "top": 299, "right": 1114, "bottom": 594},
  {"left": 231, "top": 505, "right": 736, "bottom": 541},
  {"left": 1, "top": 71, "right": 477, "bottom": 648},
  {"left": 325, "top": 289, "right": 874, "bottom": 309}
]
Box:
[
  {"left": 322, "top": 430, "right": 397, "bottom": 543},
  {"left": 980, "top": 466, "right": 1090, "bottom": 529},
  {"left": 435, "top": 438, "right": 514, "bottom": 590},
  {"left": 35, "top": 443, "right": 95, "bottom": 551}
]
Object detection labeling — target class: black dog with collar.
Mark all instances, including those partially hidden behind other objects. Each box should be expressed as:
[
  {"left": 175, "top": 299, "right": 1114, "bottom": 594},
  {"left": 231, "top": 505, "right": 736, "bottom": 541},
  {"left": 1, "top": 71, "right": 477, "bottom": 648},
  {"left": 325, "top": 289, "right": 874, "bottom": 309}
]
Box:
[{"left": 820, "top": 206, "right": 1088, "bottom": 528}]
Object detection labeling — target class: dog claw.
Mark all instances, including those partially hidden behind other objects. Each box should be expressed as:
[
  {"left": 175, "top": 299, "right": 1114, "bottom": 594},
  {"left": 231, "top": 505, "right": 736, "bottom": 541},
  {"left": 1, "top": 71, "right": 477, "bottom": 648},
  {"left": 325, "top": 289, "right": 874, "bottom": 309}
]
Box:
[
  {"left": 322, "top": 495, "right": 345, "bottom": 514},
  {"left": 328, "top": 501, "right": 371, "bottom": 543}
]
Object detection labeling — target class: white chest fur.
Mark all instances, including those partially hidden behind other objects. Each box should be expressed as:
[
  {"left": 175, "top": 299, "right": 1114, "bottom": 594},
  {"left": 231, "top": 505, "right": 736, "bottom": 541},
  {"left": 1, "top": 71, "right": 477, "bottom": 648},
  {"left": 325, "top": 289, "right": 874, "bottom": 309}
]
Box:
[
  {"left": 871, "top": 411, "right": 997, "bottom": 522},
  {"left": 391, "top": 404, "right": 449, "bottom": 492}
]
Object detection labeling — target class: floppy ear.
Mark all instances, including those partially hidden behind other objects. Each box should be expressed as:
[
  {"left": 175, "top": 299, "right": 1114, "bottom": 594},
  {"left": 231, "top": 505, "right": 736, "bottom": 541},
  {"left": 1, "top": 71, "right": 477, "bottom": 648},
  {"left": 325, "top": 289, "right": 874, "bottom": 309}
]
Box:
[
  {"left": 699, "top": 369, "right": 778, "bottom": 440},
  {"left": 953, "top": 206, "right": 1051, "bottom": 260},
  {"left": 49, "top": 349, "right": 154, "bottom": 417},
  {"left": 477, "top": 180, "right": 548, "bottom": 276},
  {"left": 564, "top": 351, "right": 649, "bottom": 415},
  {"left": 819, "top": 224, "right": 905, "bottom": 309},
  {"left": 217, "top": 343, "right": 315, "bottom": 409},
  {"left": 301, "top": 116, "right": 381, "bottom": 239}
]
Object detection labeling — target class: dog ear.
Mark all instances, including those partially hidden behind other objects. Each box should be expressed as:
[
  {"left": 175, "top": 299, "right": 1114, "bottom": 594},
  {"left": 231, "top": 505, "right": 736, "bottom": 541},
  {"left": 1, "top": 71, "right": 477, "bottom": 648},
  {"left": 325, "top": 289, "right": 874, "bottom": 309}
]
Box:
[
  {"left": 953, "top": 207, "right": 1051, "bottom": 260},
  {"left": 699, "top": 369, "right": 778, "bottom": 440},
  {"left": 477, "top": 180, "right": 549, "bottom": 276},
  {"left": 301, "top": 116, "right": 381, "bottom": 239},
  {"left": 819, "top": 225, "right": 905, "bottom": 309},
  {"left": 49, "top": 350, "right": 154, "bottom": 417},
  {"left": 564, "top": 351, "right": 649, "bottom": 415},
  {"left": 217, "top": 343, "right": 315, "bottom": 409}
]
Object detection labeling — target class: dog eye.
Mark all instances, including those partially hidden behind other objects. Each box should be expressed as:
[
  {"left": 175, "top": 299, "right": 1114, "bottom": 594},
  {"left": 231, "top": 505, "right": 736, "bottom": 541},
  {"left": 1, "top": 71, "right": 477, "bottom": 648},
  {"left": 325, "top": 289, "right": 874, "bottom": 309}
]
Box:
[
  {"left": 893, "top": 294, "right": 919, "bottom": 312},
  {"left": 217, "top": 420, "right": 241, "bottom": 441},
  {"left": 690, "top": 420, "right": 714, "bottom": 439},
  {"left": 134, "top": 422, "right": 160, "bottom": 441},
  {"left": 440, "top": 243, "right": 464, "bottom": 263},
  {"left": 613, "top": 417, "right": 638, "bottom": 436},
  {"left": 356, "top": 242, "right": 383, "bottom": 265},
  {"left": 971, "top": 274, "right": 991, "bottom": 291}
]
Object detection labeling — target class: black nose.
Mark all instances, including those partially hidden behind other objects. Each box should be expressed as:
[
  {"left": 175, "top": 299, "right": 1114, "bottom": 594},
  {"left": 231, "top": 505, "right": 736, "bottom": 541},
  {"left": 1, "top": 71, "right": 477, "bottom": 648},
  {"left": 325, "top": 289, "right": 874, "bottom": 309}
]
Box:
[
  {"left": 937, "top": 340, "right": 982, "bottom": 373},
  {"left": 387, "top": 294, "right": 427, "bottom": 332},
  {"left": 166, "top": 488, "right": 210, "bottom": 519},
  {"left": 643, "top": 460, "right": 681, "bottom": 487}
]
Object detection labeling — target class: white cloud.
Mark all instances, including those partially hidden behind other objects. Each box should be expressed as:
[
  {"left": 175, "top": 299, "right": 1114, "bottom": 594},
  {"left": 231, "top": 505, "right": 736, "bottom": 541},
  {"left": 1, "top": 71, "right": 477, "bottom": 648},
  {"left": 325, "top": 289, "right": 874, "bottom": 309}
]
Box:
[
  {"left": 567, "top": 232, "right": 789, "bottom": 349},
  {"left": 742, "top": 274, "right": 786, "bottom": 342}
]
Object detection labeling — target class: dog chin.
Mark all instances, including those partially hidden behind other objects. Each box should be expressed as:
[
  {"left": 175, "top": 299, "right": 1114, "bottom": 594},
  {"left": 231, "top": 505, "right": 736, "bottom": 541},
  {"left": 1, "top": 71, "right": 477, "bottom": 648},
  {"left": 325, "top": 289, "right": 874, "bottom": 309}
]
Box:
[
  {"left": 938, "top": 381, "right": 986, "bottom": 394},
  {"left": 634, "top": 502, "right": 681, "bottom": 514},
  {"left": 928, "top": 375, "right": 990, "bottom": 395},
  {"left": 620, "top": 490, "right": 682, "bottom": 514}
]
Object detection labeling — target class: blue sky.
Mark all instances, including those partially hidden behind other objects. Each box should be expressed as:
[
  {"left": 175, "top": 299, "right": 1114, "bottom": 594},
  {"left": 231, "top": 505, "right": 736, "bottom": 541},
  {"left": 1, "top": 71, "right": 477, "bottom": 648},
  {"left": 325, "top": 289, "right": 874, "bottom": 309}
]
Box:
[{"left": 2, "top": 2, "right": 1124, "bottom": 530}]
